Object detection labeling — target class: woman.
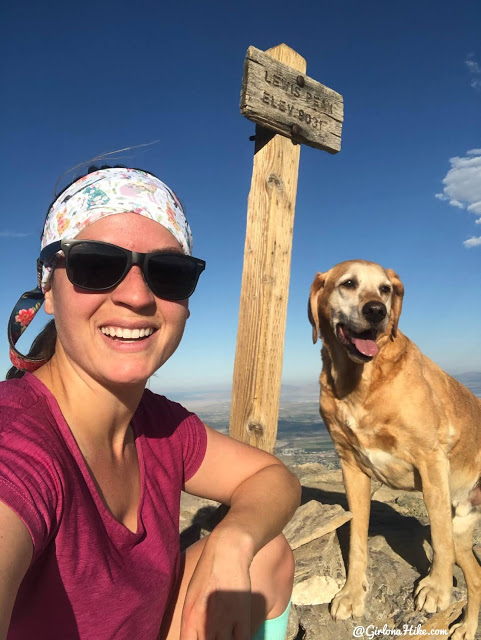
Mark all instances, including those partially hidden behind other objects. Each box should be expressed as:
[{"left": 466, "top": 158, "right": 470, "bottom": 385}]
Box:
[{"left": 0, "top": 166, "right": 300, "bottom": 640}]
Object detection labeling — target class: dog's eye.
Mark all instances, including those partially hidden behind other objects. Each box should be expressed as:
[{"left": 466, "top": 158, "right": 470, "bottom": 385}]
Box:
[
  {"left": 341, "top": 279, "right": 356, "bottom": 289},
  {"left": 380, "top": 285, "right": 391, "bottom": 295}
]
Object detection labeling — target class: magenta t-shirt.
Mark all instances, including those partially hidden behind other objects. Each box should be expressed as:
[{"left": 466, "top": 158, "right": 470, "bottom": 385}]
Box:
[{"left": 0, "top": 372, "right": 207, "bottom": 639}]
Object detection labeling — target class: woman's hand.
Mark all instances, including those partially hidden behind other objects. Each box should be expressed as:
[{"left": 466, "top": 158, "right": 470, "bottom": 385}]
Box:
[{"left": 180, "top": 528, "right": 254, "bottom": 640}]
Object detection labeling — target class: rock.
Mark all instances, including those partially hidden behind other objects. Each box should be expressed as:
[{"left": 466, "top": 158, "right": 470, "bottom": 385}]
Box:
[
  {"left": 292, "top": 463, "right": 342, "bottom": 486},
  {"left": 179, "top": 492, "right": 219, "bottom": 533},
  {"left": 294, "top": 604, "right": 354, "bottom": 640},
  {"left": 473, "top": 524, "right": 481, "bottom": 547},
  {"left": 178, "top": 466, "right": 481, "bottom": 640},
  {"left": 286, "top": 603, "right": 299, "bottom": 639},
  {"left": 179, "top": 492, "right": 222, "bottom": 551},
  {"left": 283, "top": 500, "right": 352, "bottom": 550},
  {"left": 409, "top": 601, "right": 466, "bottom": 639},
  {"left": 293, "top": 575, "right": 340, "bottom": 606},
  {"left": 394, "top": 492, "right": 428, "bottom": 521},
  {"left": 365, "top": 546, "right": 423, "bottom": 621},
  {"left": 293, "top": 532, "right": 346, "bottom": 605},
  {"left": 371, "top": 485, "right": 404, "bottom": 502}
]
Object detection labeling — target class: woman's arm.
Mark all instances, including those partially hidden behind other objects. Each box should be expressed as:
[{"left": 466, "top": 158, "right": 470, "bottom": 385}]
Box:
[
  {"left": 184, "top": 424, "right": 301, "bottom": 557},
  {"left": 0, "top": 501, "right": 32, "bottom": 640},
  {"left": 180, "top": 424, "right": 300, "bottom": 639}
]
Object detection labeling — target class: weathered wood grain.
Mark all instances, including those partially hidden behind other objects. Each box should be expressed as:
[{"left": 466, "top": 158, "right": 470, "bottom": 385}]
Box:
[
  {"left": 240, "top": 45, "right": 343, "bottom": 153},
  {"left": 229, "top": 44, "right": 306, "bottom": 453}
]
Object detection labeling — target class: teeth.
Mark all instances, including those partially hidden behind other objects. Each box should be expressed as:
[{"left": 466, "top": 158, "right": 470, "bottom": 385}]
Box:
[{"left": 100, "top": 326, "right": 154, "bottom": 340}]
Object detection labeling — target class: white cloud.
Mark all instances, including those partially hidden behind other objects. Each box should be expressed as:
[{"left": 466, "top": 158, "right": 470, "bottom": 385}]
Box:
[
  {"left": 438, "top": 152, "right": 481, "bottom": 210},
  {"left": 0, "top": 231, "right": 31, "bottom": 238},
  {"left": 464, "top": 236, "right": 481, "bottom": 248},
  {"left": 468, "top": 201, "right": 481, "bottom": 214},
  {"left": 436, "top": 149, "right": 481, "bottom": 246},
  {"left": 465, "top": 60, "right": 481, "bottom": 73},
  {"left": 434, "top": 193, "right": 465, "bottom": 208},
  {"left": 450, "top": 199, "right": 465, "bottom": 209},
  {"left": 465, "top": 53, "right": 481, "bottom": 92}
]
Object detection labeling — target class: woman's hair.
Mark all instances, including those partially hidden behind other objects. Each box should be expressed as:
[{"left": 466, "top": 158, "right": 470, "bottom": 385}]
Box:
[
  {"left": 6, "top": 164, "right": 127, "bottom": 380},
  {"left": 6, "top": 320, "right": 57, "bottom": 379}
]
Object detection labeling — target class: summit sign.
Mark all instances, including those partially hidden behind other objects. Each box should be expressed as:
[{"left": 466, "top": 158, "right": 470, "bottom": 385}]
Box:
[
  {"left": 232, "top": 44, "right": 344, "bottom": 452},
  {"left": 240, "top": 46, "right": 344, "bottom": 153}
]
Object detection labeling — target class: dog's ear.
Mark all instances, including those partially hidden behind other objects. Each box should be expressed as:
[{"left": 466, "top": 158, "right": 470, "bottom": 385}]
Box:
[
  {"left": 308, "top": 272, "right": 326, "bottom": 344},
  {"left": 386, "top": 269, "right": 404, "bottom": 339}
]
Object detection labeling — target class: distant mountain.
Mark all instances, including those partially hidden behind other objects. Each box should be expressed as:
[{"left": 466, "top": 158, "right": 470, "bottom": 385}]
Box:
[{"left": 160, "top": 372, "right": 480, "bottom": 435}]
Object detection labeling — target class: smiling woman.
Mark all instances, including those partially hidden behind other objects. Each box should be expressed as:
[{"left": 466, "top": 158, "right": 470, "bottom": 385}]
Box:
[{"left": 0, "top": 166, "right": 300, "bottom": 640}]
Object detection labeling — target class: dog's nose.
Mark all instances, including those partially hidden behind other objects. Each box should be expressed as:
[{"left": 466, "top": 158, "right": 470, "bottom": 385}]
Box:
[{"left": 362, "top": 301, "right": 387, "bottom": 324}]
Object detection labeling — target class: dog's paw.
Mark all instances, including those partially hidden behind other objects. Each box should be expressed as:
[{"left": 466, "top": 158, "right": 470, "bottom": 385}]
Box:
[
  {"left": 414, "top": 575, "right": 451, "bottom": 613},
  {"left": 330, "top": 581, "right": 368, "bottom": 621},
  {"left": 449, "top": 618, "right": 477, "bottom": 640}
]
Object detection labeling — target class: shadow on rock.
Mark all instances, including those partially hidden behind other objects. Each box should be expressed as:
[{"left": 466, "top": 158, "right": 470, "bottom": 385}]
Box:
[{"left": 301, "top": 485, "right": 432, "bottom": 576}]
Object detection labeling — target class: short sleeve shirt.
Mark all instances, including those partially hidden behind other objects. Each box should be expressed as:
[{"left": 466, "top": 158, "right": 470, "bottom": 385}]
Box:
[{"left": 0, "top": 372, "right": 207, "bottom": 639}]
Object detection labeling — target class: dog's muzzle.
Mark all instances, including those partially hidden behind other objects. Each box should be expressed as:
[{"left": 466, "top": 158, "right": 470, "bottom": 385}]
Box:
[{"left": 335, "top": 302, "right": 387, "bottom": 362}]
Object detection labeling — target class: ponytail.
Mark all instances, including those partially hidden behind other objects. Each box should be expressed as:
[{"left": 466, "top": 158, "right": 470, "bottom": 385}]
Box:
[{"left": 6, "top": 320, "right": 57, "bottom": 379}]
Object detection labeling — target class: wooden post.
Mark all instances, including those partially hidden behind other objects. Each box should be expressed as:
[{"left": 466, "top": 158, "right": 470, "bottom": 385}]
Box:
[
  {"left": 229, "top": 44, "right": 305, "bottom": 453},
  {"left": 230, "top": 44, "right": 343, "bottom": 453}
]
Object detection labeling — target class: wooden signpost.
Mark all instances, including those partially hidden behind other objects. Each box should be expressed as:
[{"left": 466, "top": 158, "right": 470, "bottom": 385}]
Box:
[
  {"left": 240, "top": 46, "right": 343, "bottom": 153},
  {"left": 229, "top": 44, "right": 344, "bottom": 453}
]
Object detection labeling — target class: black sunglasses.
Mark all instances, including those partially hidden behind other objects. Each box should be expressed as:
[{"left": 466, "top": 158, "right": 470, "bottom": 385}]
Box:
[{"left": 39, "top": 239, "right": 206, "bottom": 301}]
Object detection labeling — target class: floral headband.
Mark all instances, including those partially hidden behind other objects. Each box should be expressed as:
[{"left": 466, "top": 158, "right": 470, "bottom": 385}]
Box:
[{"left": 8, "top": 167, "right": 193, "bottom": 372}]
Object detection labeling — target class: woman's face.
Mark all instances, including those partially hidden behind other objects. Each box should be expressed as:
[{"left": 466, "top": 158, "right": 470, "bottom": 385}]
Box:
[{"left": 44, "top": 213, "right": 191, "bottom": 388}]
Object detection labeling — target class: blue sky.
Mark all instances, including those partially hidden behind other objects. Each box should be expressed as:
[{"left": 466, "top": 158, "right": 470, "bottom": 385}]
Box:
[{"left": 1, "top": 0, "right": 480, "bottom": 396}]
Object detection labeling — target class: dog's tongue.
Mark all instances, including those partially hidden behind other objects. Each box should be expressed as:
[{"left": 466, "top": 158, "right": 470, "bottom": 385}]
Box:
[{"left": 352, "top": 337, "right": 379, "bottom": 357}]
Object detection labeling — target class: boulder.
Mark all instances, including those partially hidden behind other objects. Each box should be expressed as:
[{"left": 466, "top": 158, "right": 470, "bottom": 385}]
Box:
[
  {"left": 283, "top": 500, "right": 352, "bottom": 550},
  {"left": 179, "top": 465, "right": 481, "bottom": 639},
  {"left": 292, "top": 532, "right": 346, "bottom": 605}
]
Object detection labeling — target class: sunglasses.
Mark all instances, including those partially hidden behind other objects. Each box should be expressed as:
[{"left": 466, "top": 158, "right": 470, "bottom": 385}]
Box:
[{"left": 39, "top": 239, "right": 206, "bottom": 301}]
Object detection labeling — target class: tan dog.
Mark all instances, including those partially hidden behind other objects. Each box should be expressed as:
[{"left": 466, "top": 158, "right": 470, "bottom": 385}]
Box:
[{"left": 308, "top": 259, "right": 481, "bottom": 640}]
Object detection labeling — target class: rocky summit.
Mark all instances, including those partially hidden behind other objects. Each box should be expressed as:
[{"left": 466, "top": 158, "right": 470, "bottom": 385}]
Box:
[{"left": 179, "top": 462, "right": 481, "bottom": 639}]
